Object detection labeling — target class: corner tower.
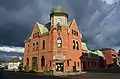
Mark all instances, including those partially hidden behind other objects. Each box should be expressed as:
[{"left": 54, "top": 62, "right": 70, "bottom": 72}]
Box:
[{"left": 50, "top": 6, "right": 68, "bottom": 27}]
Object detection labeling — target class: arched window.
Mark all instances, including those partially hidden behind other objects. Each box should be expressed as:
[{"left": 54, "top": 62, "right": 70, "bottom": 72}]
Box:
[
  {"left": 32, "top": 57, "right": 37, "bottom": 67},
  {"left": 57, "top": 37, "right": 62, "bottom": 48},
  {"left": 78, "top": 62, "right": 79, "bottom": 67},
  {"left": 26, "top": 58, "right": 29, "bottom": 66},
  {"left": 74, "top": 62, "right": 76, "bottom": 66},
  {"left": 36, "top": 42, "right": 38, "bottom": 51},
  {"left": 41, "top": 56, "right": 45, "bottom": 67},
  {"left": 33, "top": 43, "right": 35, "bottom": 51},
  {"left": 67, "top": 60, "right": 69, "bottom": 67},
  {"left": 57, "top": 22, "right": 61, "bottom": 31},
  {"left": 73, "top": 40, "right": 75, "bottom": 49},
  {"left": 76, "top": 41, "right": 79, "bottom": 50}
]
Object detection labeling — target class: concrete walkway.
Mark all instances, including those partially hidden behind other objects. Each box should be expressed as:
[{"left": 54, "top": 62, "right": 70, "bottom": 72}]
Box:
[{"left": 53, "top": 71, "right": 86, "bottom": 76}]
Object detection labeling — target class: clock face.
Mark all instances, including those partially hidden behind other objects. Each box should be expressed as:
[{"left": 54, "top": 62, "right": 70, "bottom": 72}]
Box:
[
  {"left": 57, "top": 18, "right": 62, "bottom": 23},
  {"left": 57, "top": 40, "right": 62, "bottom": 43}
]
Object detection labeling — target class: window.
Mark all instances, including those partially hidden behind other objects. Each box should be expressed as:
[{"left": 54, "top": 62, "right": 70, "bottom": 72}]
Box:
[
  {"left": 37, "top": 32, "right": 39, "bottom": 37},
  {"left": 91, "top": 62, "right": 94, "bottom": 67},
  {"left": 88, "top": 61, "right": 90, "bottom": 67},
  {"left": 36, "top": 42, "right": 38, "bottom": 51},
  {"left": 78, "top": 62, "right": 79, "bottom": 67},
  {"left": 76, "top": 41, "right": 79, "bottom": 50},
  {"left": 41, "top": 56, "right": 45, "bottom": 67},
  {"left": 112, "top": 54, "right": 116, "bottom": 57},
  {"left": 33, "top": 43, "right": 35, "bottom": 51},
  {"left": 57, "top": 22, "right": 61, "bottom": 31},
  {"left": 42, "top": 40, "right": 45, "bottom": 49},
  {"left": 67, "top": 60, "right": 69, "bottom": 67},
  {"left": 94, "top": 61, "right": 96, "bottom": 67},
  {"left": 28, "top": 45, "right": 30, "bottom": 52},
  {"left": 73, "top": 40, "right": 75, "bottom": 49},
  {"left": 72, "top": 29, "right": 78, "bottom": 36},
  {"left": 74, "top": 62, "right": 76, "bottom": 66},
  {"left": 50, "top": 61, "right": 51, "bottom": 67},
  {"left": 57, "top": 37, "right": 62, "bottom": 48},
  {"left": 26, "top": 58, "right": 29, "bottom": 66},
  {"left": 33, "top": 32, "right": 39, "bottom": 39},
  {"left": 72, "top": 29, "right": 73, "bottom": 34},
  {"left": 32, "top": 57, "right": 37, "bottom": 67}
]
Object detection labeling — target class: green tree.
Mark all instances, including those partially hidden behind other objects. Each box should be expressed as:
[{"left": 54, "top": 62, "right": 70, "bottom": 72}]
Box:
[{"left": 4, "top": 64, "right": 8, "bottom": 69}]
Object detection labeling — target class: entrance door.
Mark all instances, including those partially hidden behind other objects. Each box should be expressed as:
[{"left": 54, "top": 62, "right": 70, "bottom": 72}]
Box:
[{"left": 56, "top": 62, "right": 64, "bottom": 72}]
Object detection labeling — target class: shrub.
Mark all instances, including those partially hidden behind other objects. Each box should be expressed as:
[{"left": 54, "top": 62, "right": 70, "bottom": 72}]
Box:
[
  {"left": 29, "top": 67, "right": 36, "bottom": 73},
  {"left": 4, "top": 64, "right": 8, "bottom": 69},
  {"left": 24, "top": 65, "right": 30, "bottom": 72}
]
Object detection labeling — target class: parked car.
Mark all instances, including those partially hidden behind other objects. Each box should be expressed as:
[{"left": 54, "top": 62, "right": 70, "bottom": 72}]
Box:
[{"left": 8, "top": 62, "right": 20, "bottom": 71}]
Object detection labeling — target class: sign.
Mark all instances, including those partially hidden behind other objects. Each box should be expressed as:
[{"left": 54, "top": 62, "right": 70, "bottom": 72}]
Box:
[{"left": 53, "top": 55, "right": 65, "bottom": 59}]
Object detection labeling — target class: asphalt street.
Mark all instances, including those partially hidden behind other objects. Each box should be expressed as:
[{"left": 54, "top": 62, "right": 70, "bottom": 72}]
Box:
[{"left": 0, "top": 69, "right": 120, "bottom": 79}]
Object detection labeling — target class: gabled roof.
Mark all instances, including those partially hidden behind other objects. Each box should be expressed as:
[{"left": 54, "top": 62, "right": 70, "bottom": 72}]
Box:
[
  {"left": 82, "top": 42, "right": 88, "bottom": 51},
  {"left": 36, "top": 22, "right": 49, "bottom": 34},
  {"left": 68, "top": 21, "right": 72, "bottom": 28},
  {"left": 88, "top": 50, "right": 105, "bottom": 58},
  {"left": 96, "top": 50, "right": 104, "bottom": 57},
  {"left": 68, "top": 19, "right": 76, "bottom": 28},
  {"left": 88, "top": 50, "right": 98, "bottom": 55}
]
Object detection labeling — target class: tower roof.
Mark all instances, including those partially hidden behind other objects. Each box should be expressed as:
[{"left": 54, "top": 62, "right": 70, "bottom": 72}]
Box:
[{"left": 51, "top": 6, "right": 66, "bottom": 13}]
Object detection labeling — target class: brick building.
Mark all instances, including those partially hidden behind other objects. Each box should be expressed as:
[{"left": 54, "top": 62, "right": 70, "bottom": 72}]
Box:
[
  {"left": 24, "top": 6, "right": 83, "bottom": 72},
  {"left": 101, "top": 48, "right": 118, "bottom": 68},
  {"left": 80, "top": 43, "right": 105, "bottom": 70}
]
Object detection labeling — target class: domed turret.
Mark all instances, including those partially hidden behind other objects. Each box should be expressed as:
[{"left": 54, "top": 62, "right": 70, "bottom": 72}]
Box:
[
  {"left": 50, "top": 6, "right": 68, "bottom": 26},
  {"left": 51, "top": 6, "right": 66, "bottom": 13}
]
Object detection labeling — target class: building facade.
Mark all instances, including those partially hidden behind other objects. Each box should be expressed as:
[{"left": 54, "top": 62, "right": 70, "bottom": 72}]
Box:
[
  {"left": 101, "top": 48, "right": 118, "bottom": 68},
  {"left": 24, "top": 6, "right": 83, "bottom": 72},
  {"left": 80, "top": 43, "right": 105, "bottom": 70}
]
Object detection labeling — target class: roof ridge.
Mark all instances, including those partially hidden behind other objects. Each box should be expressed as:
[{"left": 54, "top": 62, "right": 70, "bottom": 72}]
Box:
[{"left": 36, "top": 22, "right": 44, "bottom": 26}]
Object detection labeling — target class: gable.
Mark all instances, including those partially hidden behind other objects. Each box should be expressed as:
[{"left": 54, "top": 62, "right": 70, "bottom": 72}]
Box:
[
  {"left": 70, "top": 19, "right": 79, "bottom": 30},
  {"left": 31, "top": 23, "right": 40, "bottom": 39},
  {"left": 30, "top": 22, "right": 49, "bottom": 39},
  {"left": 36, "top": 22, "right": 49, "bottom": 34},
  {"left": 68, "top": 19, "right": 82, "bottom": 38}
]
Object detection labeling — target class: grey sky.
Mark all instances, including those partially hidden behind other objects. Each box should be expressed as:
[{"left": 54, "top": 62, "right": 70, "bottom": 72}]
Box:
[{"left": 0, "top": 0, "right": 120, "bottom": 51}]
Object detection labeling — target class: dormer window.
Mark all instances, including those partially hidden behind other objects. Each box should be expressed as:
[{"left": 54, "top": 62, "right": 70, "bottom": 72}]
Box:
[{"left": 57, "top": 37, "right": 62, "bottom": 48}]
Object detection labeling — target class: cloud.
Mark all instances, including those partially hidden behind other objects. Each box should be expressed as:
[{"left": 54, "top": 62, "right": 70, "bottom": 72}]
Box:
[
  {"left": 0, "top": 0, "right": 120, "bottom": 51},
  {"left": 0, "top": 54, "right": 22, "bottom": 61},
  {"left": 102, "top": 0, "right": 115, "bottom": 4},
  {"left": 0, "top": 46, "right": 24, "bottom": 53}
]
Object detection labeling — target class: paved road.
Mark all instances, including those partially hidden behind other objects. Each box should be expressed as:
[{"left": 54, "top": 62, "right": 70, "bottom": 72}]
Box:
[
  {"left": 1, "top": 69, "right": 120, "bottom": 79},
  {"left": 61, "top": 73, "right": 120, "bottom": 79}
]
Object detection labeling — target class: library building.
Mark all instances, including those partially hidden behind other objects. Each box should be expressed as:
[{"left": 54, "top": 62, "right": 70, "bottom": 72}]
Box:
[{"left": 24, "top": 6, "right": 84, "bottom": 72}]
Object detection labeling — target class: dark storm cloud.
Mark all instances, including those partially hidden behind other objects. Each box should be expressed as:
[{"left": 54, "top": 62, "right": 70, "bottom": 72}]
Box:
[
  {"left": 0, "top": 0, "right": 120, "bottom": 50},
  {"left": 0, "top": 0, "right": 52, "bottom": 46}
]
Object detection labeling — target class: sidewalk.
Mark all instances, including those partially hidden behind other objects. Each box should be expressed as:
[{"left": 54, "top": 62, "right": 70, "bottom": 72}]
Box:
[{"left": 53, "top": 71, "right": 86, "bottom": 76}]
